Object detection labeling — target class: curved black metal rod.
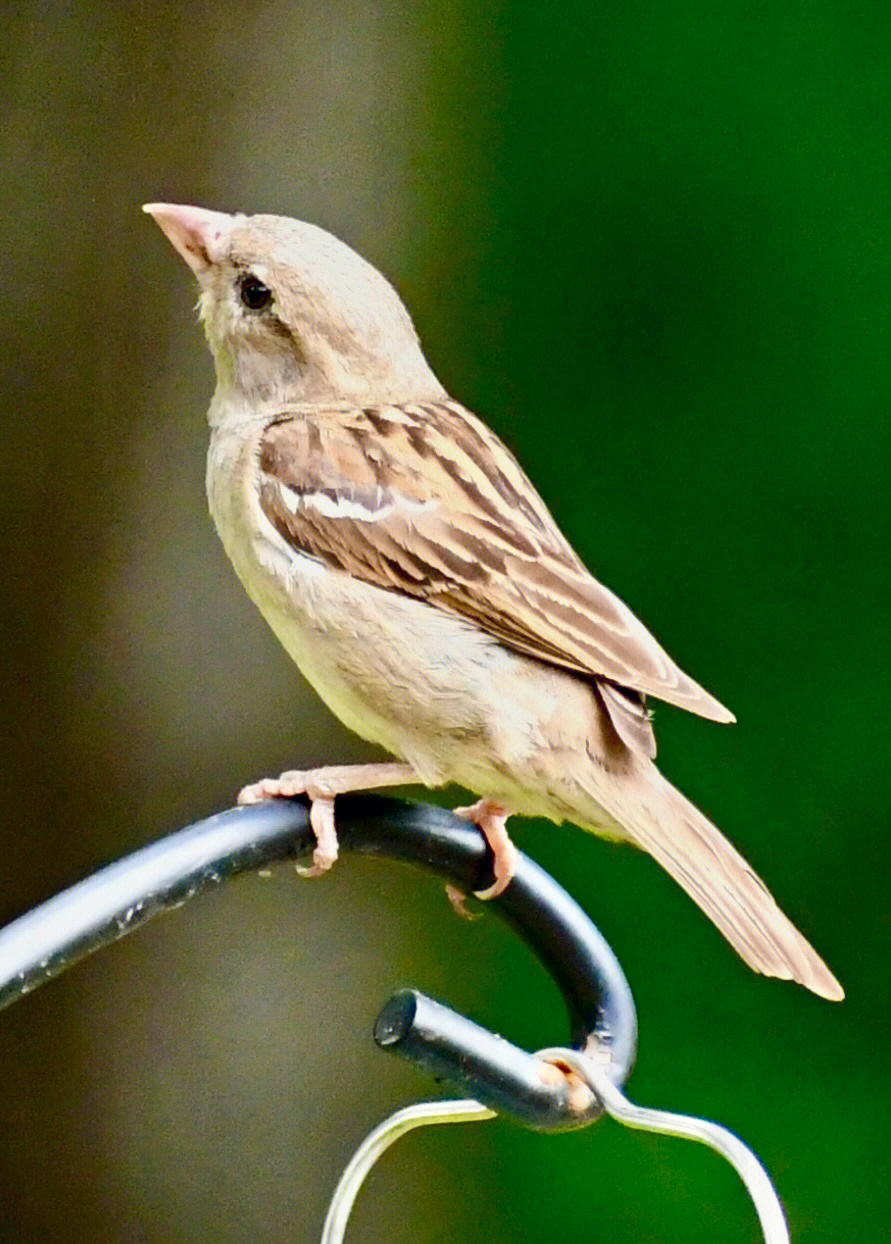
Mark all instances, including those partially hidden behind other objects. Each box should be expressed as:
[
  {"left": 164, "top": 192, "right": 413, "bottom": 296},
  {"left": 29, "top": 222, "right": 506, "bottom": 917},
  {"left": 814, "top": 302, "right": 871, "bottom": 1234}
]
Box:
[{"left": 0, "top": 796, "right": 636, "bottom": 1129}]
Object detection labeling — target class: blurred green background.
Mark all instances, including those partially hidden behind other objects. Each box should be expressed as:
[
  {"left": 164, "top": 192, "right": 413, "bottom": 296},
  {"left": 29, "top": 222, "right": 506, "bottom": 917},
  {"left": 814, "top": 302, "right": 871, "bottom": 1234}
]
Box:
[{"left": 1, "top": 1, "right": 888, "bottom": 1240}]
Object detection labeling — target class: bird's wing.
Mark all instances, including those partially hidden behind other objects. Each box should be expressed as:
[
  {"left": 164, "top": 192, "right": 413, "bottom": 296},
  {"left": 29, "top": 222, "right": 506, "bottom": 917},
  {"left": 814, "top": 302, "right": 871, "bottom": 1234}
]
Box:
[{"left": 257, "top": 400, "right": 734, "bottom": 729}]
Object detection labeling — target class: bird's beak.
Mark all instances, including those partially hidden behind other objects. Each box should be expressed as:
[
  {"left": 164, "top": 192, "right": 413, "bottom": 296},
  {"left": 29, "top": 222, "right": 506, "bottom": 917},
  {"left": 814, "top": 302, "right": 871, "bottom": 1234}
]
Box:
[{"left": 142, "top": 203, "right": 234, "bottom": 274}]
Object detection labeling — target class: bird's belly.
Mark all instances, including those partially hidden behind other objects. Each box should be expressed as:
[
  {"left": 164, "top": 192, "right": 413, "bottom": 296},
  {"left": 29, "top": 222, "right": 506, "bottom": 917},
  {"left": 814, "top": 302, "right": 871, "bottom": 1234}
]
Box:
[
  {"left": 252, "top": 562, "right": 624, "bottom": 830},
  {"left": 248, "top": 549, "right": 515, "bottom": 783}
]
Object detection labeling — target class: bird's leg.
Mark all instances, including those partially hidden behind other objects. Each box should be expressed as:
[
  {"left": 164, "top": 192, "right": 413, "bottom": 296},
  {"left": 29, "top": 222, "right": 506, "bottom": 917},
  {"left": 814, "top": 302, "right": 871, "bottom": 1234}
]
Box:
[
  {"left": 237, "top": 762, "right": 418, "bottom": 877},
  {"left": 452, "top": 798, "right": 518, "bottom": 899}
]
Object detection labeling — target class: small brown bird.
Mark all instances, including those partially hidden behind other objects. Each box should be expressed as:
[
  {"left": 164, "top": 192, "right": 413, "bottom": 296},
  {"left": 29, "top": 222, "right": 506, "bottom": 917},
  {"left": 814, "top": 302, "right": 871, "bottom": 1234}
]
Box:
[{"left": 145, "top": 202, "right": 842, "bottom": 1001}]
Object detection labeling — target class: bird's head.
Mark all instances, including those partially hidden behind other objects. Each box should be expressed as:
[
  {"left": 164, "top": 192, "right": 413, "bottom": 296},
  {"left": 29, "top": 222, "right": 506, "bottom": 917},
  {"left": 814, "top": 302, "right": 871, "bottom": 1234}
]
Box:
[{"left": 144, "top": 203, "right": 443, "bottom": 416}]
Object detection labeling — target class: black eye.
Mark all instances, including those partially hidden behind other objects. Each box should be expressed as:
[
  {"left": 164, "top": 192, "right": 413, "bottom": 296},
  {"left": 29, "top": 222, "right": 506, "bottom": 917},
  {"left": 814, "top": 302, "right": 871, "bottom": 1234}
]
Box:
[{"left": 239, "top": 274, "right": 272, "bottom": 311}]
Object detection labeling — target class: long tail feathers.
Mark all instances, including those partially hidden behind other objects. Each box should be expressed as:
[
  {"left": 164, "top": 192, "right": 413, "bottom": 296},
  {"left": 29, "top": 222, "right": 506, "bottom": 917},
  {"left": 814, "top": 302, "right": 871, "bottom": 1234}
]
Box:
[{"left": 586, "top": 768, "right": 844, "bottom": 1001}]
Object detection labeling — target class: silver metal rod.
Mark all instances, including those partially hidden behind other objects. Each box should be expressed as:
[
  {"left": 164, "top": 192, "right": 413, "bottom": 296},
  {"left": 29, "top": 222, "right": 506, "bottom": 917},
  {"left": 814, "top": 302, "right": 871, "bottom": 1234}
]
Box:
[
  {"left": 320, "top": 1100, "right": 495, "bottom": 1243},
  {"left": 538, "top": 1047, "right": 790, "bottom": 1244}
]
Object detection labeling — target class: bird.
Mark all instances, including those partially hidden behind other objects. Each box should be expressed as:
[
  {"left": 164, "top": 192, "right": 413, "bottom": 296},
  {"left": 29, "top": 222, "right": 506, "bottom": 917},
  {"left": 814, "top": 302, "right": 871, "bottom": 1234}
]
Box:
[{"left": 144, "top": 201, "right": 843, "bottom": 1001}]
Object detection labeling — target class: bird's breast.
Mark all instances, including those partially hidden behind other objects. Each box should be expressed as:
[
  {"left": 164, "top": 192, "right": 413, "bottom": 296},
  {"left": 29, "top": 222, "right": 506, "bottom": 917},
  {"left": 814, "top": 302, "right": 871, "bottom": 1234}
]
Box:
[{"left": 205, "top": 420, "right": 501, "bottom": 763}]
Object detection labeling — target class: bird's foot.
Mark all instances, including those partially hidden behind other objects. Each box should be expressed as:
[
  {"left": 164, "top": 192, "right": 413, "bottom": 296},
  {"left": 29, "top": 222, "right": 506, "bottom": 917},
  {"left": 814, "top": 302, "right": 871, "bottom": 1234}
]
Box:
[
  {"left": 452, "top": 798, "right": 518, "bottom": 899},
  {"left": 237, "top": 762, "right": 417, "bottom": 878}
]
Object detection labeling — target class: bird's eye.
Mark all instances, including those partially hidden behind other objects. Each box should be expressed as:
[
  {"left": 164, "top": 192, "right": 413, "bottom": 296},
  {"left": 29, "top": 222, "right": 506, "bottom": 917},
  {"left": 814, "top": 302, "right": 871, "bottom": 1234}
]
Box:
[{"left": 239, "top": 274, "right": 272, "bottom": 311}]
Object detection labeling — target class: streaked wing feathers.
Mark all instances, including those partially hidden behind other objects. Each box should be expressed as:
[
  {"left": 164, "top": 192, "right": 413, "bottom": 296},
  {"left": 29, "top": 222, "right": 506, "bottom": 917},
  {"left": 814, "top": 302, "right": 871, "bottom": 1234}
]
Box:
[{"left": 257, "top": 401, "right": 734, "bottom": 725}]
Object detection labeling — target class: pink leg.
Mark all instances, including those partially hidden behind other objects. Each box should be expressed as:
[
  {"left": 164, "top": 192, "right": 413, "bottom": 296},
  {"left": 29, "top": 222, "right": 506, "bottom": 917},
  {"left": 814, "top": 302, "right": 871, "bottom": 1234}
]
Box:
[
  {"left": 238, "top": 762, "right": 417, "bottom": 877},
  {"left": 453, "top": 798, "right": 519, "bottom": 899}
]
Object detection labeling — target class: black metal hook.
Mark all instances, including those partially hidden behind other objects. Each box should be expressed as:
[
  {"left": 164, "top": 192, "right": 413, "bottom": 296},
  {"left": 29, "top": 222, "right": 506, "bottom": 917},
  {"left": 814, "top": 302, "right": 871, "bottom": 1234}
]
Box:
[
  {"left": 0, "top": 796, "right": 792, "bottom": 1242},
  {"left": 0, "top": 796, "right": 636, "bottom": 1129}
]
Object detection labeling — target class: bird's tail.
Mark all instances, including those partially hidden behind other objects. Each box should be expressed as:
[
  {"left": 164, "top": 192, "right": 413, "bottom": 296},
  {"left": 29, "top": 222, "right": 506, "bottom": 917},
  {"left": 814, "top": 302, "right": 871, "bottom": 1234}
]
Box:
[{"left": 578, "top": 766, "right": 844, "bottom": 1001}]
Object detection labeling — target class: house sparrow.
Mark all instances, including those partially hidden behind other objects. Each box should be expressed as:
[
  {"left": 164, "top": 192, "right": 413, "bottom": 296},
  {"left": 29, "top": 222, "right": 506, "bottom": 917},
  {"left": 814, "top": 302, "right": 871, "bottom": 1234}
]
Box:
[{"left": 144, "top": 202, "right": 843, "bottom": 1001}]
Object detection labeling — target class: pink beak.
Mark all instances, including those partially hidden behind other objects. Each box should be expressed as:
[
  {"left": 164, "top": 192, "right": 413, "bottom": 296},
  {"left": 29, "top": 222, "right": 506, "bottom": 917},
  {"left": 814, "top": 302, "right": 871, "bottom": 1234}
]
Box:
[{"left": 142, "top": 203, "right": 234, "bottom": 273}]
